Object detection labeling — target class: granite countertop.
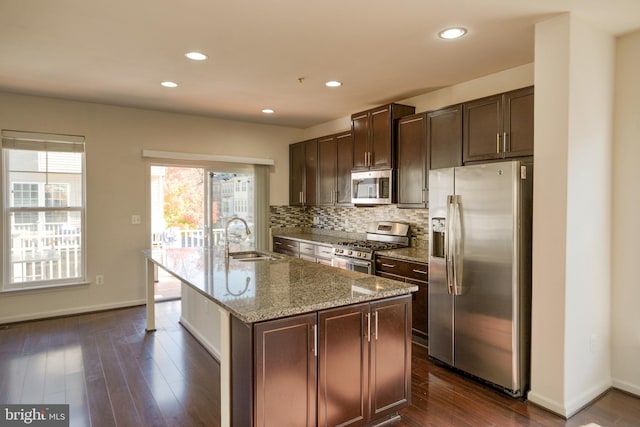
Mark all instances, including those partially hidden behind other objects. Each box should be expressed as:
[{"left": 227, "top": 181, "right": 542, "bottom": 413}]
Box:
[
  {"left": 377, "top": 247, "right": 429, "bottom": 264},
  {"left": 143, "top": 247, "right": 417, "bottom": 324}
]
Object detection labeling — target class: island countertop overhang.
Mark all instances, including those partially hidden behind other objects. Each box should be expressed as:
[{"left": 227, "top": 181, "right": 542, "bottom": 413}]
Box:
[{"left": 143, "top": 247, "right": 418, "bottom": 324}]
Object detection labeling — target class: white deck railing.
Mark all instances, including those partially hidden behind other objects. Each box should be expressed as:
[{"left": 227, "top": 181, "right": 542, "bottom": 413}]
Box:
[
  {"left": 10, "top": 223, "right": 82, "bottom": 283},
  {"left": 151, "top": 228, "right": 225, "bottom": 248},
  {"left": 11, "top": 225, "right": 226, "bottom": 283}
]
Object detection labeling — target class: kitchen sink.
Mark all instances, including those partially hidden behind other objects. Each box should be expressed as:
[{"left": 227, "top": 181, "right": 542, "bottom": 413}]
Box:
[{"left": 229, "top": 251, "right": 283, "bottom": 261}]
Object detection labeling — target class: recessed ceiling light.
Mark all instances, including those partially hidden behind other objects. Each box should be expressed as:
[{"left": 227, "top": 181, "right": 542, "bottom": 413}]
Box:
[
  {"left": 262, "top": 108, "right": 275, "bottom": 114},
  {"left": 438, "top": 27, "right": 467, "bottom": 40},
  {"left": 185, "top": 51, "right": 208, "bottom": 61},
  {"left": 161, "top": 81, "right": 178, "bottom": 88},
  {"left": 325, "top": 80, "right": 342, "bottom": 88}
]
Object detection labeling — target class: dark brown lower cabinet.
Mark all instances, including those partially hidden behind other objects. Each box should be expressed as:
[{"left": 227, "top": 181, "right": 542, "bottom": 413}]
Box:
[
  {"left": 375, "top": 257, "right": 428, "bottom": 341},
  {"left": 253, "top": 313, "right": 317, "bottom": 427},
  {"left": 369, "top": 297, "right": 412, "bottom": 419},
  {"left": 318, "top": 296, "right": 411, "bottom": 427},
  {"left": 318, "top": 304, "right": 369, "bottom": 427},
  {"left": 232, "top": 295, "right": 411, "bottom": 427}
]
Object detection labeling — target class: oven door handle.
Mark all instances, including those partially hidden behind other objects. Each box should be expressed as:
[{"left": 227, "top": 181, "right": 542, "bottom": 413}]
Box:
[
  {"left": 347, "top": 258, "right": 372, "bottom": 268},
  {"left": 332, "top": 255, "right": 371, "bottom": 267}
]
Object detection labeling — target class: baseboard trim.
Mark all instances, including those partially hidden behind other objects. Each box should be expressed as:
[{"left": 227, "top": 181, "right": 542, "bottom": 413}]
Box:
[
  {"left": 0, "top": 299, "right": 146, "bottom": 325},
  {"left": 564, "top": 379, "right": 612, "bottom": 417},
  {"left": 528, "top": 379, "right": 612, "bottom": 418},
  {"left": 179, "top": 316, "right": 221, "bottom": 362},
  {"left": 612, "top": 378, "right": 640, "bottom": 397}
]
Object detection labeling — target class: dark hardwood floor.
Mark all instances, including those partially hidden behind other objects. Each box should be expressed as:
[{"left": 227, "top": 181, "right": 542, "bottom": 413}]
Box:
[
  {"left": 0, "top": 301, "right": 219, "bottom": 427},
  {"left": 1, "top": 301, "right": 639, "bottom": 427}
]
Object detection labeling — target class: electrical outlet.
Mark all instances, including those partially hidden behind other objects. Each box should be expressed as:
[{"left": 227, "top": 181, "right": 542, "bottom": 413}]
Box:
[
  {"left": 96, "top": 275, "right": 104, "bottom": 285},
  {"left": 131, "top": 215, "right": 141, "bottom": 225}
]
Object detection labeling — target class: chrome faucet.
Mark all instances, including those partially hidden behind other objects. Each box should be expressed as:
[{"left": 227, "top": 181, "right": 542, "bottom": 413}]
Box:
[{"left": 225, "top": 217, "right": 251, "bottom": 258}]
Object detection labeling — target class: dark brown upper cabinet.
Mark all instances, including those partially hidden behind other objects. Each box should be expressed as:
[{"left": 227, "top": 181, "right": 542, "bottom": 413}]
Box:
[
  {"left": 397, "top": 113, "right": 427, "bottom": 208},
  {"left": 352, "top": 103, "right": 415, "bottom": 171},
  {"left": 289, "top": 139, "right": 317, "bottom": 206},
  {"left": 428, "top": 104, "right": 463, "bottom": 170},
  {"left": 463, "top": 86, "right": 534, "bottom": 163},
  {"left": 317, "top": 131, "right": 353, "bottom": 206}
]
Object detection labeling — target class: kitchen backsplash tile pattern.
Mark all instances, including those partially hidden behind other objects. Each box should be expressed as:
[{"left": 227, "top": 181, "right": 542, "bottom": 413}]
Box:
[{"left": 270, "top": 205, "right": 429, "bottom": 248}]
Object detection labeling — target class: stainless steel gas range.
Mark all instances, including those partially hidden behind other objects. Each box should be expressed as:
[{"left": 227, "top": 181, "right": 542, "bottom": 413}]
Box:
[{"left": 331, "top": 221, "right": 410, "bottom": 274}]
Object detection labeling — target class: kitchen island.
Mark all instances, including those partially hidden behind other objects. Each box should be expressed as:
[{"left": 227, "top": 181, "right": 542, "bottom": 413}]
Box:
[{"left": 143, "top": 247, "right": 417, "bottom": 427}]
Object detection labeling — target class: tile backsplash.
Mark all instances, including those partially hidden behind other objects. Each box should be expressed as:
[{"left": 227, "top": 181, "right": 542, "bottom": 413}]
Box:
[{"left": 270, "top": 205, "right": 429, "bottom": 247}]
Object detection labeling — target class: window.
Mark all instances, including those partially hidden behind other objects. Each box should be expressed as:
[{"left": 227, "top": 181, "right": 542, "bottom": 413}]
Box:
[{"left": 2, "top": 130, "right": 86, "bottom": 289}]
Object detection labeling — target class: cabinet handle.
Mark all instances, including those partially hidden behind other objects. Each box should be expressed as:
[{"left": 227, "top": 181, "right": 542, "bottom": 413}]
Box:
[
  {"left": 422, "top": 188, "right": 426, "bottom": 203},
  {"left": 274, "top": 241, "right": 282, "bottom": 245},
  {"left": 369, "top": 151, "right": 373, "bottom": 167},
  {"left": 496, "top": 133, "right": 501, "bottom": 153},
  {"left": 412, "top": 269, "right": 428, "bottom": 275},
  {"left": 374, "top": 311, "right": 378, "bottom": 340},
  {"left": 312, "top": 324, "right": 317, "bottom": 357},
  {"left": 366, "top": 313, "right": 371, "bottom": 342},
  {"left": 382, "top": 263, "right": 396, "bottom": 268},
  {"left": 503, "top": 131, "right": 508, "bottom": 153}
]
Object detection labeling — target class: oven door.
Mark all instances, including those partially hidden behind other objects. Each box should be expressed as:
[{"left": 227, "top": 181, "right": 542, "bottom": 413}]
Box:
[{"left": 332, "top": 255, "right": 373, "bottom": 275}]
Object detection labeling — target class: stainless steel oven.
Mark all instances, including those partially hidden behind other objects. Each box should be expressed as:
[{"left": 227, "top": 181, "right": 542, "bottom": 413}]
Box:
[
  {"left": 331, "top": 255, "right": 373, "bottom": 275},
  {"left": 330, "top": 221, "right": 411, "bottom": 275}
]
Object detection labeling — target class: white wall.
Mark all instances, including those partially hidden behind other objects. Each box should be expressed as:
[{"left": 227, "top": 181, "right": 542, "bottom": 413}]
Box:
[
  {"left": 302, "top": 63, "right": 534, "bottom": 139},
  {"left": 564, "top": 14, "right": 614, "bottom": 412},
  {"left": 611, "top": 29, "right": 640, "bottom": 396},
  {"left": 528, "top": 15, "right": 571, "bottom": 413},
  {"left": 0, "top": 92, "right": 300, "bottom": 323},
  {"left": 528, "top": 13, "right": 615, "bottom": 416}
]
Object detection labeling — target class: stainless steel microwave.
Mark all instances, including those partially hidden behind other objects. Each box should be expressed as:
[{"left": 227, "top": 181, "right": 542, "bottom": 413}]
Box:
[{"left": 351, "top": 169, "right": 393, "bottom": 205}]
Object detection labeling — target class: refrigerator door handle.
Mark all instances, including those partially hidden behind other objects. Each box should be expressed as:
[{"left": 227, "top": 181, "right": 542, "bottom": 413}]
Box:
[
  {"left": 445, "top": 195, "right": 455, "bottom": 295},
  {"left": 452, "top": 195, "right": 464, "bottom": 295}
]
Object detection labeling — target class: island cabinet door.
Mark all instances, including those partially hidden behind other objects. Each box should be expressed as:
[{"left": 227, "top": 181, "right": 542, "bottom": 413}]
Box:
[
  {"left": 318, "top": 303, "right": 370, "bottom": 427},
  {"left": 369, "top": 295, "right": 412, "bottom": 420},
  {"left": 254, "top": 313, "right": 317, "bottom": 427}
]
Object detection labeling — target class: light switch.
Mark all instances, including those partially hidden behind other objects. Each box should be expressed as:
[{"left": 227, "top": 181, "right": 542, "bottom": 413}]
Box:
[{"left": 132, "top": 215, "right": 141, "bottom": 225}]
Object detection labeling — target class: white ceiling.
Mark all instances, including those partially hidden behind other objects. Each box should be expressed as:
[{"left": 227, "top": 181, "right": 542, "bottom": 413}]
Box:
[{"left": 1, "top": 0, "right": 640, "bottom": 128}]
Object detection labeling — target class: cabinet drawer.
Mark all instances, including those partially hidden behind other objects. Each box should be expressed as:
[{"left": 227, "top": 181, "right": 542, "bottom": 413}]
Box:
[
  {"left": 375, "top": 256, "right": 428, "bottom": 282},
  {"left": 299, "top": 242, "right": 315, "bottom": 256},
  {"left": 273, "top": 237, "right": 299, "bottom": 257},
  {"left": 315, "top": 245, "right": 334, "bottom": 259}
]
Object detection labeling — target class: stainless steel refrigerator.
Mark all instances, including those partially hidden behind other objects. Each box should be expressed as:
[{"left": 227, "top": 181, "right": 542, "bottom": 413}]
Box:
[{"left": 428, "top": 160, "right": 533, "bottom": 397}]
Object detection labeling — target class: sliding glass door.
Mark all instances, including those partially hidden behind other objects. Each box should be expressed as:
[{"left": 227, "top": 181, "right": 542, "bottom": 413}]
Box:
[
  {"left": 150, "top": 163, "right": 261, "bottom": 251},
  {"left": 205, "top": 169, "right": 255, "bottom": 252}
]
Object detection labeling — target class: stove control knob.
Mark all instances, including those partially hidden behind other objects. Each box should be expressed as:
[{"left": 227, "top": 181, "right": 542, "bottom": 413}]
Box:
[
  {"left": 357, "top": 252, "right": 363, "bottom": 258},
  {"left": 347, "top": 250, "right": 353, "bottom": 256}
]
